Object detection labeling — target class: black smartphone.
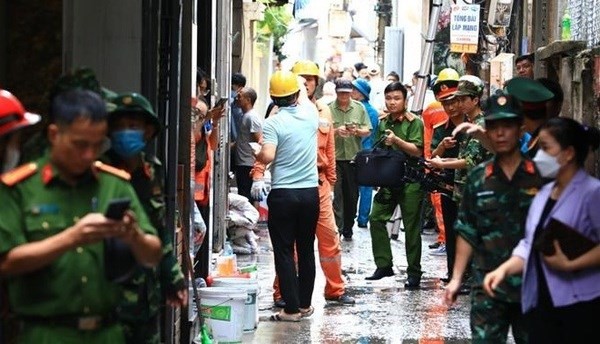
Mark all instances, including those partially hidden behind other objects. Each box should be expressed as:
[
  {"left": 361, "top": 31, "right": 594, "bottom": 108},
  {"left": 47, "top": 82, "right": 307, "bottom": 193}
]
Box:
[
  {"left": 214, "top": 97, "right": 228, "bottom": 108},
  {"left": 104, "top": 198, "right": 131, "bottom": 220}
]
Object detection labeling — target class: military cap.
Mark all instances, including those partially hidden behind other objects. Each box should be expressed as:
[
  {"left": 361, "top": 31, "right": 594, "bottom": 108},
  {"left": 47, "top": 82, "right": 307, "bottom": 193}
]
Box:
[
  {"left": 454, "top": 75, "right": 485, "bottom": 97},
  {"left": 484, "top": 91, "right": 522, "bottom": 121},
  {"left": 505, "top": 77, "right": 553, "bottom": 103},
  {"left": 109, "top": 92, "right": 160, "bottom": 132}
]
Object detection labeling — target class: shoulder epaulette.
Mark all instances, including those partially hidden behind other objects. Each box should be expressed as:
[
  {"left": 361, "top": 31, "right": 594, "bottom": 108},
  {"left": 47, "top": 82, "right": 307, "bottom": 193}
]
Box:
[
  {"left": 433, "top": 119, "right": 449, "bottom": 130},
  {"left": 523, "top": 159, "right": 536, "bottom": 175},
  {"left": 484, "top": 162, "right": 494, "bottom": 179},
  {"left": 94, "top": 161, "right": 131, "bottom": 181},
  {"left": 1, "top": 163, "right": 38, "bottom": 186}
]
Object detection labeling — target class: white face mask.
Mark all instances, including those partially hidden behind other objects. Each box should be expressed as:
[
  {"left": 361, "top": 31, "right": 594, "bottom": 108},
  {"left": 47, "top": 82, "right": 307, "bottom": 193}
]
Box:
[
  {"left": 533, "top": 149, "right": 560, "bottom": 179},
  {"left": 2, "top": 146, "right": 20, "bottom": 173}
]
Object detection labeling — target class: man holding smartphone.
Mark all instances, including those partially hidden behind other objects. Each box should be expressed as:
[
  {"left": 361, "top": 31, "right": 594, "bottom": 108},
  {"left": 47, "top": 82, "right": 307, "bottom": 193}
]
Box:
[
  {"left": 0, "top": 89, "right": 162, "bottom": 343},
  {"left": 233, "top": 87, "right": 262, "bottom": 201},
  {"left": 329, "top": 79, "right": 371, "bottom": 240}
]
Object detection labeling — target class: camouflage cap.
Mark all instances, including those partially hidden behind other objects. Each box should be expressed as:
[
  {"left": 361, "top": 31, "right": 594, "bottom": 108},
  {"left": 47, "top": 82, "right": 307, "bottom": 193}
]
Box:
[
  {"left": 109, "top": 92, "right": 160, "bottom": 132},
  {"left": 504, "top": 77, "right": 554, "bottom": 103},
  {"left": 454, "top": 75, "right": 484, "bottom": 97},
  {"left": 484, "top": 91, "right": 522, "bottom": 121}
]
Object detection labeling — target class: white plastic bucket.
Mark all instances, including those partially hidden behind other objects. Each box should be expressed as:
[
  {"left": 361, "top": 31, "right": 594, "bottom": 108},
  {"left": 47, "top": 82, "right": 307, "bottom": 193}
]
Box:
[
  {"left": 199, "top": 287, "right": 247, "bottom": 343},
  {"left": 212, "top": 277, "right": 260, "bottom": 332}
]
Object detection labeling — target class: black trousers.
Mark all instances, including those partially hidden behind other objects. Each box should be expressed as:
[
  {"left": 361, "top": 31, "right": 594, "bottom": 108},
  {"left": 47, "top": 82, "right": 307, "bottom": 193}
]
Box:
[
  {"left": 441, "top": 195, "right": 458, "bottom": 279},
  {"left": 235, "top": 165, "right": 253, "bottom": 201},
  {"left": 528, "top": 295, "right": 600, "bottom": 344},
  {"left": 334, "top": 160, "right": 358, "bottom": 234},
  {"left": 267, "top": 187, "right": 319, "bottom": 314}
]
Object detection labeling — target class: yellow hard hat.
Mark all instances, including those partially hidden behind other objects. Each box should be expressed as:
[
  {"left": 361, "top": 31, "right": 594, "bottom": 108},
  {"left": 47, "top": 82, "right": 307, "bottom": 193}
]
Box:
[
  {"left": 291, "top": 60, "right": 320, "bottom": 77},
  {"left": 436, "top": 68, "right": 460, "bottom": 83},
  {"left": 269, "top": 71, "right": 300, "bottom": 97}
]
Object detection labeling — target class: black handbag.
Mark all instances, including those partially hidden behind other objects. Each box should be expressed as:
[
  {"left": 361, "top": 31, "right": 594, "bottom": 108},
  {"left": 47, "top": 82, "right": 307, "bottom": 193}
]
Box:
[{"left": 352, "top": 136, "right": 407, "bottom": 187}]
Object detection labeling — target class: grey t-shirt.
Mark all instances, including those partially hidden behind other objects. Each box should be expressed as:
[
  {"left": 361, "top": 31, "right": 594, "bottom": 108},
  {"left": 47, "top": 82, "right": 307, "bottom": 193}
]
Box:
[{"left": 235, "top": 108, "right": 262, "bottom": 166}]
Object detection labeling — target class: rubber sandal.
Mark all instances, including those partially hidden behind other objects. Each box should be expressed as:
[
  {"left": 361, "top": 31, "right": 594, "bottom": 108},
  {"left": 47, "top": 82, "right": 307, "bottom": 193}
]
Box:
[
  {"left": 299, "top": 306, "right": 314, "bottom": 318},
  {"left": 269, "top": 311, "right": 301, "bottom": 322}
]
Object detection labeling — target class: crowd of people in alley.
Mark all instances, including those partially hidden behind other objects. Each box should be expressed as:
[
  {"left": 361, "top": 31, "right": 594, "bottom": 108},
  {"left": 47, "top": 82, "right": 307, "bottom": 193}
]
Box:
[
  {"left": 1, "top": 50, "right": 600, "bottom": 344},
  {"left": 242, "top": 55, "right": 600, "bottom": 344}
]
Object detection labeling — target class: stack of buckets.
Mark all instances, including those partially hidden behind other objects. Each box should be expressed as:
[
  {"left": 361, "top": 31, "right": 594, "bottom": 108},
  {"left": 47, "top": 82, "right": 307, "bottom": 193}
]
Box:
[{"left": 199, "top": 276, "right": 259, "bottom": 343}]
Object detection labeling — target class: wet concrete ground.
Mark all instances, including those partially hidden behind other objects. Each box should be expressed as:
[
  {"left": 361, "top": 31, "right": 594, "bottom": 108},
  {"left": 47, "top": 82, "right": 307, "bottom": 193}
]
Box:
[{"left": 233, "top": 223, "right": 516, "bottom": 343}]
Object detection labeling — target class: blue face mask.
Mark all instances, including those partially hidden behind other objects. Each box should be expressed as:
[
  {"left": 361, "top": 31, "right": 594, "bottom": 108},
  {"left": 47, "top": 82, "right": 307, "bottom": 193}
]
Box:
[{"left": 111, "top": 129, "right": 146, "bottom": 158}]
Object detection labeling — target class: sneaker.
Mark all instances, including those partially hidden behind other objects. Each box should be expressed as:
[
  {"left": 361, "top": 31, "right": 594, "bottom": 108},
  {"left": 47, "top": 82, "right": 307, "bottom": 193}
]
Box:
[
  {"left": 428, "top": 241, "right": 442, "bottom": 249},
  {"left": 429, "top": 244, "right": 446, "bottom": 256},
  {"left": 325, "top": 294, "right": 356, "bottom": 305}
]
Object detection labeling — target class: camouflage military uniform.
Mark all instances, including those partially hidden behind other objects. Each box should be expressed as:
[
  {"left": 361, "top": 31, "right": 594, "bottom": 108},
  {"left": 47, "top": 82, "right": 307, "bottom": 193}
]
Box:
[
  {"left": 453, "top": 114, "right": 493, "bottom": 203},
  {"left": 104, "top": 152, "right": 185, "bottom": 344},
  {"left": 455, "top": 157, "right": 542, "bottom": 343}
]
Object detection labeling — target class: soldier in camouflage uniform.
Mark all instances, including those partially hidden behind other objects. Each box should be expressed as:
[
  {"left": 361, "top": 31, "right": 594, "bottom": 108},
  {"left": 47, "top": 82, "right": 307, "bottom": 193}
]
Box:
[
  {"left": 104, "top": 93, "right": 187, "bottom": 344},
  {"left": 444, "top": 92, "right": 542, "bottom": 343},
  {"left": 428, "top": 75, "right": 492, "bottom": 288}
]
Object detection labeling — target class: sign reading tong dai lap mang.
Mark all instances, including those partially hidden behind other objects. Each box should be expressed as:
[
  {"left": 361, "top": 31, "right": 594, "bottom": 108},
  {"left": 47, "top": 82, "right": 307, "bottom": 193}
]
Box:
[{"left": 450, "top": 4, "right": 480, "bottom": 53}]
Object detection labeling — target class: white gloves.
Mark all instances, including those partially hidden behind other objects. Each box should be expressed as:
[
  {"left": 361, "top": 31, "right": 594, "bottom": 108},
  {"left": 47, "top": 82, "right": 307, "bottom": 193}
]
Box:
[
  {"left": 330, "top": 192, "right": 335, "bottom": 202},
  {"left": 251, "top": 179, "right": 270, "bottom": 201}
]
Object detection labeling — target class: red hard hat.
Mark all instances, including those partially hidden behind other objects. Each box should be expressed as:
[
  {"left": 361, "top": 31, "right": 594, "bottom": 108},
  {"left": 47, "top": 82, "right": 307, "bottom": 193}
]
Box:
[{"left": 0, "top": 90, "right": 41, "bottom": 137}]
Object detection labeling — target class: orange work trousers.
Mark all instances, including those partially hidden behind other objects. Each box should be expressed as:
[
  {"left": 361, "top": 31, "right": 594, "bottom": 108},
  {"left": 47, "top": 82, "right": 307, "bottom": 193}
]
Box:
[
  {"left": 273, "top": 178, "right": 344, "bottom": 300},
  {"left": 432, "top": 193, "right": 445, "bottom": 243}
]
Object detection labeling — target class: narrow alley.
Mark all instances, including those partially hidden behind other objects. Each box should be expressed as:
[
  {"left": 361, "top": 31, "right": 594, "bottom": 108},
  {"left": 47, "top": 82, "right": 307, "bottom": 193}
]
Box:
[{"left": 235, "top": 224, "right": 516, "bottom": 343}]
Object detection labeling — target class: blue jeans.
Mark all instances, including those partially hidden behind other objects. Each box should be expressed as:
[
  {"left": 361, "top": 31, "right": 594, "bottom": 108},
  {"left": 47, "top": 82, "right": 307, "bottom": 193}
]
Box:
[{"left": 357, "top": 186, "right": 373, "bottom": 226}]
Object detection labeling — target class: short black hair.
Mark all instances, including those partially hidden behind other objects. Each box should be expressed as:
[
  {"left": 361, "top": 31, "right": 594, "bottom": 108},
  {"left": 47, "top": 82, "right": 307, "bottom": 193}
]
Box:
[
  {"left": 384, "top": 81, "right": 408, "bottom": 100},
  {"left": 232, "top": 73, "right": 247, "bottom": 87},
  {"left": 515, "top": 53, "right": 534, "bottom": 64},
  {"left": 386, "top": 71, "right": 400, "bottom": 82},
  {"left": 271, "top": 91, "right": 299, "bottom": 108},
  {"left": 51, "top": 89, "right": 107, "bottom": 126},
  {"left": 354, "top": 62, "right": 367, "bottom": 72}
]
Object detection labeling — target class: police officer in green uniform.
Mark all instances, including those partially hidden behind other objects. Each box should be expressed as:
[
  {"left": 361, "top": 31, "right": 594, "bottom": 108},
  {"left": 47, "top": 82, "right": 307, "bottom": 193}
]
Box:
[
  {"left": 104, "top": 93, "right": 187, "bottom": 344},
  {"left": 0, "top": 89, "right": 162, "bottom": 344},
  {"left": 444, "top": 92, "right": 542, "bottom": 343},
  {"left": 365, "top": 82, "right": 424, "bottom": 289}
]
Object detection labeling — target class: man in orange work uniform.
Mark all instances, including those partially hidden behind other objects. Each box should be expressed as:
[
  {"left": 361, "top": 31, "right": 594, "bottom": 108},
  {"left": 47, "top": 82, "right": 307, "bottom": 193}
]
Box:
[{"left": 252, "top": 60, "right": 355, "bottom": 307}]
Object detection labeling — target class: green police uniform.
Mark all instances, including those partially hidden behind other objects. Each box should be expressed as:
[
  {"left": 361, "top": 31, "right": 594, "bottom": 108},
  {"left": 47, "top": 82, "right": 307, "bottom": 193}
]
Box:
[
  {"left": 105, "top": 152, "right": 185, "bottom": 344},
  {"left": 106, "top": 93, "right": 185, "bottom": 344},
  {"left": 369, "top": 112, "right": 424, "bottom": 279},
  {"left": 0, "top": 152, "right": 157, "bottom": 344},
  {"left": 453, "top": 114, "right": 493, "bottom": 202}
]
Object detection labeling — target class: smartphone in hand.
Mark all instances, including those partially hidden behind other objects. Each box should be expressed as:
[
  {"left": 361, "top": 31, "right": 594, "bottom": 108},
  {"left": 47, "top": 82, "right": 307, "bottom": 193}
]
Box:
[
  {"left": 104, "top": 198, "right": 131, "bottom": 220},
  {"left": 214, "top": 98, "right": 228, "bottom": 108}
]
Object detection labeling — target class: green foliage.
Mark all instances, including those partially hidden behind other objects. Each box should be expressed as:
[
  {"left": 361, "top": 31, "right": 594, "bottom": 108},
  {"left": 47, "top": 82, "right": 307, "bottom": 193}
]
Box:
[{"left": 256, "top": 1, "right": 292, "bottom": 61}]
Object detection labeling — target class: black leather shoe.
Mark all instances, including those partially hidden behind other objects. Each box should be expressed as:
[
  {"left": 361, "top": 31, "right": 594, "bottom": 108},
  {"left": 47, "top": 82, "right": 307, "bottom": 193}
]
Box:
[
  {"left": 273, "top": 299, "right": 286, "bottom": 308},
  {"left": 357, "top": 223, "right": 368, "bottom": 228},
  {"left": 342, "top": 229, "right": 353, "bottom": 241},
  {"left": 404, "top": 277, "right": 421, "bottom": 290},
  {"left": 429, "top": 241, "right": 441, "bottom": 249},
  {"left": 365, "top": 267, "right": 394, "bottom": 280},
  {"left": 390, "top": 234, "right": 399, "bottom": 240}
]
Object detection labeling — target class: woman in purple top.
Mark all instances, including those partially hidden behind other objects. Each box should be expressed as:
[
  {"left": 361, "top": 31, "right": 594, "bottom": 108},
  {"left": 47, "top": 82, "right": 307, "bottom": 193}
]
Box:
[{"left": 483, "top": 117, "right": 600, "bottom": 344}]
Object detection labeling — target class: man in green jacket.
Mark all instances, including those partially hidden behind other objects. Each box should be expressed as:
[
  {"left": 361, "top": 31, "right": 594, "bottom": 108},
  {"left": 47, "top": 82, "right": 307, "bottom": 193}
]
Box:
[{"left": 0, "top": 89, "right": 162, "bottom": 344}]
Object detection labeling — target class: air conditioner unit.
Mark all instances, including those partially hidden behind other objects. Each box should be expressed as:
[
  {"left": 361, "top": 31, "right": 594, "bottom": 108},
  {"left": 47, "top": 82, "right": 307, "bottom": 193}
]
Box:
[{"left": 488, "top": 0, "right": 514, "bottom": 27}]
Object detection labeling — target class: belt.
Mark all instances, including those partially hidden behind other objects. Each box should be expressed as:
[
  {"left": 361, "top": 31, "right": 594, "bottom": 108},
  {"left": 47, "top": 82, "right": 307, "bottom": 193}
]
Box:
[{"left": 20, "top": 314, "right": 115, "bottom": 331}]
